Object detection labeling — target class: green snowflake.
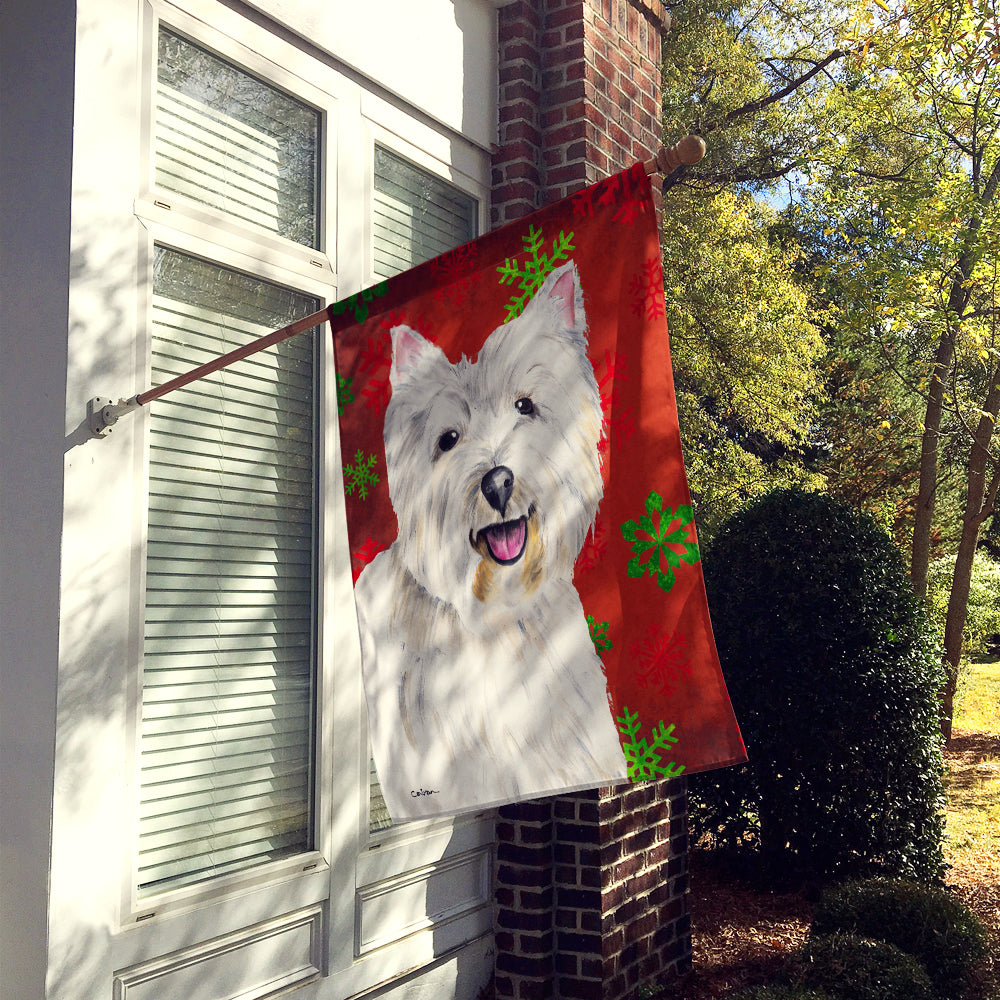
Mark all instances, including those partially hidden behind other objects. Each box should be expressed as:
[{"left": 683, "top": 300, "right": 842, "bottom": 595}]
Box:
[
  {"left": 586, "top": 614, "right": 613, "bottom": 654},
  {"left": 330, "top": 280, "right": 389, "bottom": 324},
  {"left": 615, "top": 707, "right": 685, "bottom": 782},
  {"left": 620, "top": 491, "right": 701, "bottom": 593},
  {"left": 344, "top": 449, "right": 380, "bottom": 500},
  {"left": 337, "top": 373, "right": 355, "bottom": 415},
  {"left": 497, "top": 224, "right": 575, "bottom": 320}
]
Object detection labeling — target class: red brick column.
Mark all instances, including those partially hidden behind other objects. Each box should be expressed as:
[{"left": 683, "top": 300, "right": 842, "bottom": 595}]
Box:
[
  {"left": 495, "top": 800, "right": 556, "bottom": 999},
  {"left": 492, "top": 0, "right": 667, "bottom": 226},
  {"left": 491, "top": 3, "right": 691, "bottom": 998}
]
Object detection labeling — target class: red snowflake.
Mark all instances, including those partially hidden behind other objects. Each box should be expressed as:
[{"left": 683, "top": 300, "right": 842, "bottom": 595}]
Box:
[
  {"left": 573, "top": 167, "right": 647, "bottom": 222},
  {"left": 354, "top": 334, "right": 392, "bottom": 412},
  {"left": 597, "top": 175, "right": 625, "bottom": 209},
  {"left": 593, "top": 348, "right": 635, "bottom": 454},
  {"left": 629, "top": 625, "right": 693, "bottom": 699},
  {"left": 431, "top": 245, "right": 479, "bottom": 307},
  {"left": 577, "top": 518, "right": 609, "bottom": 574},
  {"left": 630, "top": 255, "right": 665, "bottom": 320},
  {"left": 352, "top": 537, "right": 389, "bottom": 582},
  {"left": 358, "top": 333, "right": 391, "bottom": 375},
  {"left": 600, "top": 406, "right": 636, "bottom": 456},
  {"left": 572, "top": 187, "right": 597, "bottom": 218},
  {"left": 574, "top": 173, "right": 628, "bottom": 219},
  {"left": 612, "top": 197, "right": 648, "bottom": 225},
  {"left": 361, "top": 377, "right": 391, "bottom": 412}
]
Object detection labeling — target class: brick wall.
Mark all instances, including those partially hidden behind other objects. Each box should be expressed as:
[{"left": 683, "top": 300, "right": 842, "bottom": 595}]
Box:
[
  {"left": 490, "top": 9, "right": 690, "bottom": 997},
  {"left": 492, "top": 0, "right": 668, "bottom": 227},
  {"left": 494, "top": 782, "right": 691, "bottom": 1000}
]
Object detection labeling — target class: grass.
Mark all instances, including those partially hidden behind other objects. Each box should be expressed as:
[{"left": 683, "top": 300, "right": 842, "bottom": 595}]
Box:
[
  {"left": 941, "top": 659, "right": 1000, "bottom": 999},
  {"left": 956, "top": 658, "right": 1000, "bottom": 733},
  {"left": 945, "top": 660, "right": 1000, "bottom": 868}
]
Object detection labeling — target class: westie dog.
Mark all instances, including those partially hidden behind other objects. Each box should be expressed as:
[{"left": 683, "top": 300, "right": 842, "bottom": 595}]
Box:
[{"left": 354, "top": 260, "right": 628, "bottom": 818}]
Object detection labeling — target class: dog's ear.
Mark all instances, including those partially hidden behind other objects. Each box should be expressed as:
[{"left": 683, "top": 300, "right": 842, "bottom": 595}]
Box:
[
  {"left": 525, "top": 261, "right": 584, "bottom": 333},
  {"left": 390, "top": 325, "right": 448, "bottom": 390}
]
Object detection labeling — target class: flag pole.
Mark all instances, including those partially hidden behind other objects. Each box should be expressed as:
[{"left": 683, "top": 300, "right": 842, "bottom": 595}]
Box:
[
  {"left": 642, "top": 134, "right": 706, "bottom": 177},
  {"left": 88, "top": 136, "right": 705, "bottom": 437},
  {"left": 87, "top": 305, "right": 334, "bottom": 437}
]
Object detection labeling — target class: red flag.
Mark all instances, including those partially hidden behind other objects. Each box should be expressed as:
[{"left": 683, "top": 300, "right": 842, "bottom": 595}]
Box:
[{"left": 333, "top": 164, "right": 745, "bottom": 820}]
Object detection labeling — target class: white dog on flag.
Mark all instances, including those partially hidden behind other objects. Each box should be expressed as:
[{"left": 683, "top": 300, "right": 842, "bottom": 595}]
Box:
[{"left": 354, "top": 260, "right": 627, "bottom": 818}]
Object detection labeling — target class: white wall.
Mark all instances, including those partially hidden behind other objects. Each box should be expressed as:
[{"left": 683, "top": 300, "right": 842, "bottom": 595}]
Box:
[
  {"left": 0, "top": 0, "right": 76, "bottom": 994},
  {"left": 244, "top": 0, "right": 498, "bottom": 151},
  {"left": 1, "top": 1, "right": 499, "bottom": 997}
]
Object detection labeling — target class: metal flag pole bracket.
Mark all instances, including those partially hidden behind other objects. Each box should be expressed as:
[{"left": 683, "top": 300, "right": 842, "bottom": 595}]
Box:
[{"left": 88, "top": 395, "right": 142, "bottom": 438}]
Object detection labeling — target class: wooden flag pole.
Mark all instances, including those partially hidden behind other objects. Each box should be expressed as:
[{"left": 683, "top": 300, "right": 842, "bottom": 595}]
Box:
[
  {"left": 88, "top": 137, "right": 706, "bottom": 437},
  {"left": 643, "top": 134, "right": 706, "bottom": 176}
]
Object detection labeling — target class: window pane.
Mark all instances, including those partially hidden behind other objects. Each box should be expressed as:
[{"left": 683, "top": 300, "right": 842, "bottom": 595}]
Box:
[
  {"left": 156, "top": 28, "right": 320, "bottom": 248},
  {"left": 139, "top": 247, "right": 318, "bottom": 895},
  {"left": 368, "top": 150, "right": 478, "bottom": 831},
  {"left": 372, "top": 146, "right": 477, "bottom": 279}
]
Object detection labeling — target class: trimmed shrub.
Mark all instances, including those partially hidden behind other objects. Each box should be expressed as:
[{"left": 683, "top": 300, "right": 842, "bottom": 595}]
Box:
[
  {"left": 692, "top": 489, "right": 947, "bottom": 882},
  {"left": 811, "top": 878, "right": 988, "bottom": 999},
  {"left": 791, "top": 933, "right": 934, "bottom": 1000}
]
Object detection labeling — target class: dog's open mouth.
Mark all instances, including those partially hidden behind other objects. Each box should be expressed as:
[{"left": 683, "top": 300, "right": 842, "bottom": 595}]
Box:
[{"left": 474, "top": 516, "right": 528, "bottom": 565}]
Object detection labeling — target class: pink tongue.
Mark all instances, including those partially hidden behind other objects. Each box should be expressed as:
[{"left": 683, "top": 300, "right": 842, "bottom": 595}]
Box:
[{"left": 485, "top": 519, "right": 527, "bottom": 563}]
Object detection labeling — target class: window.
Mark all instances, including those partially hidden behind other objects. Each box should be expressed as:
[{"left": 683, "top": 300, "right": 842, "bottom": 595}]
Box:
[
  {"left": 116, "top": 6, "right": 494, "bottom": 991},
  {"left": 136, "top": 26, "right": 323, "bottom": 898},
  {"left": 139, "top": 247, "right": 319, "bottom": 895},
  {"left": 155, "top": 28, "right": 320, "bottom": 247},
  {"left": 372, "top": 145, "right": 477, "bottom": 279}
]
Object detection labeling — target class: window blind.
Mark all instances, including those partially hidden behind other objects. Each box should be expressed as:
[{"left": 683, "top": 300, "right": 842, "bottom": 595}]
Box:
[
  {"left": 368, "top": 148, "right": 477, "bottom": 832},
  {"left": 138, "top": 248, "right": 318, "bottom": 895},
  {"left": 156, "top": 28, "right": 320, "bottom": 248},
  {"left": 372, "top": 146, "right": 477, "bottom": 280}
]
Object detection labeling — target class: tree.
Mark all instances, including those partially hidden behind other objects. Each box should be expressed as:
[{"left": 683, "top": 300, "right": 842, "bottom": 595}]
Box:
[
  {"left": 662, "top": 188, "right": 826, "bottom": 535},
  {"left": 661, "top": 0, "right": 854, "bottom": 194},
  {"left": 659, "top": 0, "right": 999, "bottom": 736},
  {"left": 800, "top": 0, "right": 1000, "bottom": 736},
  {"left": 659, "top": 1, "right": 844, "bottom": 535}
]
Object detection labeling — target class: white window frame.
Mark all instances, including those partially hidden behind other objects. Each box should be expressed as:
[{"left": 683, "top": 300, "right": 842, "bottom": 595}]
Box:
[
  {"left": 109, "top": 0, "right": 496, "bottom": 992},
  {"left": 124, "top": 0, "right": 340, "bottom": 928}
]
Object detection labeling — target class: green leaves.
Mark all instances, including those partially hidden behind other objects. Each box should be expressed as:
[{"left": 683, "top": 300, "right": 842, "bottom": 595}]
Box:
[
  {"left": 663, "top": 187, "right": 826, "bottom": 537},
  {"left": 620, "top": 491, "right": 701, "bottom": 593},
  {"left": 693, "top": 488, "right": 947, "bottom": 882}
]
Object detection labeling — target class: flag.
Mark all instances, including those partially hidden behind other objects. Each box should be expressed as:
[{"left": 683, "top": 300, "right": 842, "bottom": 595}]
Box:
[{"left": 332, "top": 163, "right": 745, "bottom": 821}]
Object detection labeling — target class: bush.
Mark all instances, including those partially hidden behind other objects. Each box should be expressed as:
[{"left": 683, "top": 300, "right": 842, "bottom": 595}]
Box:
[
  {"left": 790, "top": 933, "right": 934, "bottom": 1000},
  {"left": 692, "top": 489, "right": 947, "bottom": 882},
  {"left": 811, "top": 878, "right": 988, "bottom": 998}
]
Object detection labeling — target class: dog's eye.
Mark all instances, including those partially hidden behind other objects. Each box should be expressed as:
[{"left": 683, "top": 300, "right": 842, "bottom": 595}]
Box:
[
  {"left": 438, "top": 429, "right": 460, "bottom": 452},
  {"left": 515, "top": 397, "right": 534, "bottom": 416}
]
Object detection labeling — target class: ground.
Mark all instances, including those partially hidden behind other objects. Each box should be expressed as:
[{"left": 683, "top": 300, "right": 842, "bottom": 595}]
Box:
[{"left": 669, "top": 725, "right": 1000, "bottom": 999}]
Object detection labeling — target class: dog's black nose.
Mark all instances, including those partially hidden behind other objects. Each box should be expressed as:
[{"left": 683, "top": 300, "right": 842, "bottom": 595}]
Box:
[{"left": 482, "top": 466, "right": 514, "bottom": 515}]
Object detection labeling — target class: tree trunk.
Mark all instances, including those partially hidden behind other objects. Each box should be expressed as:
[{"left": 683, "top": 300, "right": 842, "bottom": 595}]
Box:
[
  {"left": 941, "top": 380, "right": 1000, "bottom": 740},
  {"left": 910, "top": 329, "right": 956, "bottom": 598},
  {"left": 910, "top": 160, "right": 1000, "bottom": 596}
]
